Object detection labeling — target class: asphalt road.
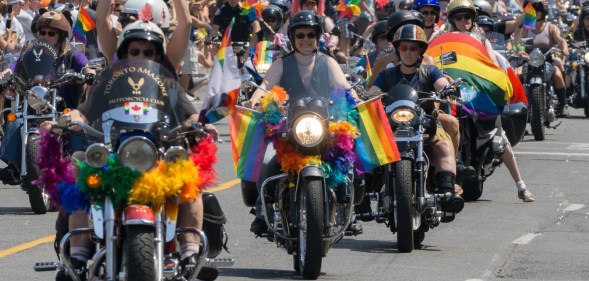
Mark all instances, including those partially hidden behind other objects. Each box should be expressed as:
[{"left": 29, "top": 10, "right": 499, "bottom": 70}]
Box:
[{"left": 1, "top": 106, "right": 588, "bottom": 281}]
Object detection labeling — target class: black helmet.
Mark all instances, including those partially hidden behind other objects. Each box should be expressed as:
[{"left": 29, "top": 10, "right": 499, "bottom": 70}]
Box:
[
  {"left": 371, "top": 20, "right": 388, "bottom": 43},
  {"left": 398, "top": 0, "right": 413, "bottom": 10},
  {"left": 270, "top": 0, "right": 291, "bottom": 16},
  {"left": 262, "top": 4, "right": 284, "bottom": 30},
  {"left": 392, "top": 24, "right": 428, "bottom": 55},
  {"left": 582, "top": 5, "right": 589, "bottom": 20},
  {"left": 472, "top": 0, "right": 493, "bottom": 16},
  {"left": 475, "top": 15, "right": 494, "bottom": 28},
  {"left": 386, "top": 10, "right": 425, "bottom": 41},
  {"left": 288, "top": 11, "right": 323, "bottom": 43}
]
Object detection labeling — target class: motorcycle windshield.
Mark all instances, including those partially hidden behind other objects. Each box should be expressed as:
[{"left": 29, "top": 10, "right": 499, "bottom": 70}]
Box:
[
  {"left": 486, "top": 31, "right": 507, "bottom": 52},
  {"left": 19, "top": 42, "right": 58, "bottom": 82},
  {"left": 81, "top": 59, "right": 184, "bottom": 133}
]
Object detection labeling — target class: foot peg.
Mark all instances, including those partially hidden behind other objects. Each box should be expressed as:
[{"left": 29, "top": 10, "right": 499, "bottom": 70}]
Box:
[
  {"left": 442, "top": 193, "right": 464, "bottom": 213},
  {"left": 34, "top": 262, "right": 58, "bottom": 272}
]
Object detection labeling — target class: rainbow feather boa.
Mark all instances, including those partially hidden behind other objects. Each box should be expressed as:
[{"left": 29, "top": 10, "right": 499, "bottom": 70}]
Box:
[
  {"left": 37, "top": 134, "right": 218, "bottom": 214},
  {"left": 259, "top": 87, "right": 359, "bottom": 189}
]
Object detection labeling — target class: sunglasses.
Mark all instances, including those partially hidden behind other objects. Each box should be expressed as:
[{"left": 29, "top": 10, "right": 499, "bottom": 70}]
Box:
[
  {"left": 397, "top": 45, "right": 420, "bottom": 52},
  {"left": 454, "top": 13, "right": 472, "bottom": 21},
  {"left": 420, "top": 10, "right": 438, "bottom": 16},
  {"left": 128, "top": 48, "right": 156, "bottom": 57},
  {"left": 38, "top": 30, "right": 57, "bottom": 37},
  {"left": 295, "top": 32, "right": 316, "bottom": 39}
]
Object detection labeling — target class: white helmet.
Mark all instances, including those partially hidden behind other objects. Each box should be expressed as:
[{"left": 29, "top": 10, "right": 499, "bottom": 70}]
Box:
[
  {"left": 116, "top": 20, "right": 166, "bottom": 60},
  {"left": 121, "top": 0, "right": 170, "bottom": 30}
]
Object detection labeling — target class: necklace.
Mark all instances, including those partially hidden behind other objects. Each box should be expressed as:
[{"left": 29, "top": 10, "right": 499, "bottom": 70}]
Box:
[{"left": 401, "top": 71, "right": 417, "bottom": 86}]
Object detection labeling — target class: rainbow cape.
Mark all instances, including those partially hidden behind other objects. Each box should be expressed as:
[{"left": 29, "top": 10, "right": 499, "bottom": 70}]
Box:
[
  {"left": 425, "top": 32, "right": 513, "bottom": 119},
  {"left": 73, "top": 8, "right": 96, "bottom": 44}
]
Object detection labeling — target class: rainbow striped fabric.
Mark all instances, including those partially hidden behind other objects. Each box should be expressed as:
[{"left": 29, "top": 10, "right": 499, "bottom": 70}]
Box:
[
  {"left": 355, "top": 98, "right": 400, "bottom": 172},
  {"left": 229, "top": 106, "right": 269, "bottom": 182},
  {"left": 365, "top": 54, "right": 372, "bottom": 82},
  {"left": 73, "top": 8, "right": 96, "bottom": 44},
  {"left": 523, "top": 2, "right": 536, "bottom": 30},
  {"left": 253, "top": 41, "right": 273, "bottom": 67},
  {"left": 218, "top": 17, "right": 234, "bottom": 69},
  {"left": 426, "top": 33, "right": 513, "bottom": 119}
]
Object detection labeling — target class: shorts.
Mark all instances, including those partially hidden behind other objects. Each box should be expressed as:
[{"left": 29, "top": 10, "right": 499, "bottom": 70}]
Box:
[
  {"left": 180, "top": 42, "right": 199, "bottom": 75},
  {"left": 432, "top": 127, "right": 452, "bottom": 144}
]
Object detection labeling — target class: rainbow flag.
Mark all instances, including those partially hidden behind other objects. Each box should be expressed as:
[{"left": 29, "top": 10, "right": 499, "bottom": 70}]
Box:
[
  {"left": 426, "top": 33, "right": 513, "bottom": 119},
  {"left": 365, "top": 54, "right": 372, "bottom": 82},
  {"left": 229, "top": 106, "right": 269, "bottom": 182},
  {"left": 73, "top": 8, "right": 96, "bottom": 44},
  {"left": 253, "top": 40, "right": 273, "bottom": 67},
  {"left": 240, "top": 2, "right": 265, "bottom": 21},
  {"left": 522, "top": 2, "right": 536, "bottom": 30},
  {"left": 355, "top": 98, "right": 400, "bottom": 172},
  {"left": 200, "top": 17, "right": 241, "bottom": 123}
]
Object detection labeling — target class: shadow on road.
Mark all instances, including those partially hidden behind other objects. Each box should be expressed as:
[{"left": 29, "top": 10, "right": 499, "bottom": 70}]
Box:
[
  {"left": 219, "top": 267, "right": 305, "bottom": 279},
  {"left": 0, "top": 206, "right": 34, "bottom": 215},
  {"left": 334, "top": 238, "right": 442, "bottom": 253}
]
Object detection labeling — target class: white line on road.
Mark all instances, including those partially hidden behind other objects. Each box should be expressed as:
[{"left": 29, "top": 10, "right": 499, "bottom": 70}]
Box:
[
  {"left": 512, "top": 233, "right": 542, "bottom": 245},
  {"left": 514, "top": 151, "right": 589, "bottom": 157},
  {"left": 564, "top": 203, "right": 585, "bottom": 212}
]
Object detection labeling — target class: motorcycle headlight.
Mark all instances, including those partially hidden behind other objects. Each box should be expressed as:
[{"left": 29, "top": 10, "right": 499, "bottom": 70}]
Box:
[
  {"left": 528, "top": 51, "right": 544, "bottom": 68},
  {"left": 292, "top": 113, "right": 326, "bottom": 147},
  {"left": 26, "top": 86, "right": 50, "bottom": 111},
  {"left": 583, "top": 51, "right": 589, "bottom": 64},
  {"left": 164, "top": 146, "right": 188, "bottom": 163},
  {"left": 85, "top": 143, "right": 110, "bottom": 168},
  {"left": 118, "top": 136, "right": 157, "bottom": 172},
  {"left": 391, "top": 108, "right": 416, "bottom": 123}
]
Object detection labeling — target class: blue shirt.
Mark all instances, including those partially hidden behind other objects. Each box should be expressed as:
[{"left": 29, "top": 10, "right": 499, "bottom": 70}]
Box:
[{"left": 373, "top": 64, "right": 444, "bottom": 93}]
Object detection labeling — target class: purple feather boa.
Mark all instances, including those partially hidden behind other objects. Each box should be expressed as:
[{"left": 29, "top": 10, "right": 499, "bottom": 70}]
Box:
[{"left": 35, "top": 131, "right": 76, "bottom": 208}]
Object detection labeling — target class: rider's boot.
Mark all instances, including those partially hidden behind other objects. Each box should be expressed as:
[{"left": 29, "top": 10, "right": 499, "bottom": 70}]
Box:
[
  {"left": 181, "top": 253, "right": 219, "bottom": 281},
  {"left": 555, "top": 88, "right": 570, "bottom": 118},
  {"left": 0, "top": 163, "right": 21, "bottom": 185},
  {"left": 55, "top": 258, "right": 87, "bottom": 281},
  {"left": 436, "top": 171, "right": 464, "bottom": 213}
]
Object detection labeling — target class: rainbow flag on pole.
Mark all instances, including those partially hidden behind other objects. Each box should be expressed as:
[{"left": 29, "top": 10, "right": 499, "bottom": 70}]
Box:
[
  {"left": 253, "top": 41, "right": 273, "bottom": 67},
  {"left": 355, "top": 98, "right": 400, "bottom": 172},
  {"left": 229, "top": 106, "right": 269, "bottom": 182},
  {"left": 365, "top": 54, "right": 372, "bottom": 82},
  {"left": 522, "top": 2, "right": 536, "bottom": 30},
  {"left": 73, "top": 8, "right": 96, "bottom": 43}
]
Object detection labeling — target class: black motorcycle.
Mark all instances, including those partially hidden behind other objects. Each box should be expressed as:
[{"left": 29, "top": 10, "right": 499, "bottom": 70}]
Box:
[{"left": 565, "top": 40, "right": 589, "bottom": 116}]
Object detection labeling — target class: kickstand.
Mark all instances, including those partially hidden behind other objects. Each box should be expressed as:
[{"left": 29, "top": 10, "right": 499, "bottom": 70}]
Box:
[{"left": 548, "top": 121, "right": 562, "bottom": 129}]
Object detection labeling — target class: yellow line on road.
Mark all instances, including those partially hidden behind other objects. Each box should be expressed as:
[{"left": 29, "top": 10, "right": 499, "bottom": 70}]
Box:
[
  {"left": 0, "top": 178, "right": 240, "bottom": 258},
  {"left": 0, "top": 235, "right": 55, "bottom": 258}
]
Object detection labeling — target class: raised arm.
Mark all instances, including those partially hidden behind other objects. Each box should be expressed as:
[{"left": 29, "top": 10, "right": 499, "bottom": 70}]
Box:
[
  {"left": 96, "top": 0, "right": 118, "bottom": 62},
  {"left": 166, "top": 0, "right": 191, "bottom": 68}
]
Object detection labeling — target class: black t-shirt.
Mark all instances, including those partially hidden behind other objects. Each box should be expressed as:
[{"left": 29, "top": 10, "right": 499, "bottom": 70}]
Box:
[{"left": 213, "top": 4, "right": 252, "bottom": 43}]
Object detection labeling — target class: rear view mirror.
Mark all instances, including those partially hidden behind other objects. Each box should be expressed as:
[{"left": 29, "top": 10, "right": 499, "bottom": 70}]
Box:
[{"left": 439, "top": 51, "right": 457, "bottom": 65}]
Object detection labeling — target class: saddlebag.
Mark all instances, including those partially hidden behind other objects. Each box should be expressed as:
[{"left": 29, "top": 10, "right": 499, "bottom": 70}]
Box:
[{"left": 202, "top": 192, "right": 229, "bottom": 258}]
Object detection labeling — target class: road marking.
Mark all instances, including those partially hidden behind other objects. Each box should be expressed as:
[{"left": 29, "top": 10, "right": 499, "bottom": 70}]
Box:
[
  {"left": 512, "top": 233, "right": 542, "bottom": 245},
  {"left": 0, "top": 178, "right": 241, "bottom": 258},
  {"left": 0, "top": 235, "right": 55, "bottom": 259},
  {"left": 515, "top": 151, "right": 589, "bottom": 157},
  {"left": 564, "top": 203, "right": 585, "bottom": 212}
]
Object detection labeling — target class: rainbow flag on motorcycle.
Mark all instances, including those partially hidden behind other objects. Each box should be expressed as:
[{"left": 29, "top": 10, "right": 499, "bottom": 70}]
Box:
[
  {"left": 200, "top": 18, "right": 241, "bottom": 123},
  {"left": 355, "top": 97, "right": 401, "bottom": 172},
  {"left": 425, "top": 33, "right": 513, "bottom": 120},
  {"left": 229, "top": 106, "right": 269, "bottom": 182}
]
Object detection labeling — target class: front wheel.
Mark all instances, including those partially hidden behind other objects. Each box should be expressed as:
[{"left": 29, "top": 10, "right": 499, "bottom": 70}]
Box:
[
  {"left": 24, "top": 134, "right": 49, "bottom": 214},
  {"left": 295, "top": 177, "right": 323, "bottom": 280},
  {"left": 393, "top": 160, "right": 415, "bottom": 253},
  {"left": 529, "top": 85, "right": 546, "bottom": 141},
  {"left": 125, "top": 226, "right": 155, "bottom": 280},
  {"left": 584, "top": 96, "right": 589, "bottom": 118}
]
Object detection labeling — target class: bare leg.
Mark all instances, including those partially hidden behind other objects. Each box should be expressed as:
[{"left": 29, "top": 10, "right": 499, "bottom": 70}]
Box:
[
  {"left": 501, "top": 141, "right": 522, "bottom": 183},
  {"left": 438, "top": 114, "right": 459, "bottom": 156},
  {"left": 432, "top": 140, "right": 456, "bottom": 174},
  {"left": 177, "top": 196, "right": 204, "bottom": 260}
]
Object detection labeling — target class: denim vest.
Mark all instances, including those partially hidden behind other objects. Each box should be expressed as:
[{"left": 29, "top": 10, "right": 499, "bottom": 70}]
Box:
[{"left": 279, "top": 52, "right": 334, "bottom": 101}]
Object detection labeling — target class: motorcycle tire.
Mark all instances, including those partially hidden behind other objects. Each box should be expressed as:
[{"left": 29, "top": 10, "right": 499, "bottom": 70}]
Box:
[
  {"left": 461, "top": 178, "right": 484, "bottom": 201},
  {"left": 125, "top": 225, "right": 155, "bottom": 280},
  {"left": 392, "top": 160, "right": 415, "bottom": 253},
  {"left": 240, "top": 180, "right": 258, "bottom": 207},
  {"left": 294, "top": 177, "right": 323, "bottom": 280},
  {"left": 24, "top": 134, "right": 49, "bottom": 214},
  {"left": 584, "top": 98, "right": 589, "bottom": 118},
  {"left": 529, "top": 85, "right": 545, "bottom": 141}
]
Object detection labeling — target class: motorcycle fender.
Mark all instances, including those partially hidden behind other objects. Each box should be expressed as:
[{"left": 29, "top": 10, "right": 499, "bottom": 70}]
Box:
[
  {"left": 123, "top": 204, "right": 156, "bottom": 226},
  {"left": 528, "top": 76, "right": 543, "bottom": 85},
  {"left": 299, "top": 166, "right": 324, "bottom": 178},
  {"left": 165, "top": 201, "right": 179, "bottom": 242},
  {"left": 91, "top": 204, "right": 104, "bottom": 239},
  {"left": 399, "top": 150, "right": 414, "bottom": 160}
]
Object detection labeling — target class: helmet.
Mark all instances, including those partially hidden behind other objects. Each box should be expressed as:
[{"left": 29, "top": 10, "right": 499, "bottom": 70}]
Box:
[
  {"left": 412, "top": 0, "right": 440, "bottom": 11},
  {"left": 262, "top": 5, "right": 284, "bottom": 28},
  {"left": 447, "top": 0, "right": 477, "bottom": 21},
  {"left": 386, "top": 10, "right": 425, "bottom": 41},
  {"left": 270, "top": 0, "right": 291, "bottom": 16},
  {"left": 288, "top": 10, "right": 323, "bottom": 43},
  {"left": 582, "top": 5, "right": 589, "bottom": 19},
  {"left": 116, "top": 20, "right": 166, "bottom": 60},
  {"left": 475, "top": 15, "right": 494, "bottom": 28},
  {"left": 472, "top": 0, "right": 493, "bottom": 16},
  {"left": 371, "top": 20, "right": 388, "bottom": 42},
  {"left": 399, "top": 0, "right": 413, "bottom": 10},
  {"left": 392, "top": 24, "right": 428, "bottom": 54},
  {"left": 35, "top": 10, "right": 72, "bottom": 39},
  {"left": 121, "top": 0, "right": 171, "bottom": 30},
  {"left": 375, "top": 0, "right": 396, "bottom": 21}
]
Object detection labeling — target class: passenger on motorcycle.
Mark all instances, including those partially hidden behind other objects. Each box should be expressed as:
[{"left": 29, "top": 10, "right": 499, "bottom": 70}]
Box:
[
  {"left": 211, "top": 0, "right": 253, "bottom": 43},
  {"left": 0, "top": 10, "right": 93, "bottom": 185},
  {"left": 48, "top": 19, "right": 217, "bottom": 281},
  {"left": 413, "top": 0, "right": 443, "bottom": 41},
  {"left": 243, "top": 10, "right": 361, "bottom": 235},
  {"left": 521, "top": 0, "right": 569, "bottom": 117},
  {"left": 357, "top": 20, "right": 394, "bottom": 70},
  {"left": 369, "top": 24, "right": 465, "bottom": 212},
  {"left": 250, "top": 5, "right": 286, "bottom": 53},
  {"left": 572, "top": 6, "right": 589, "bottom": 43}
]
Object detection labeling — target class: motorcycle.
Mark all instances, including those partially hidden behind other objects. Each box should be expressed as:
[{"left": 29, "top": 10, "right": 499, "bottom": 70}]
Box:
[
  {"left": 522, "top": 46, "right": 561, "bottom": 141},
  {"left": 565, "top": 40, "right": 589, "bottom": 117},
  {"left": 33, "top": 59, "right": 233, "bottom": 281},
  {"left": 0, "top": 42, "right": 96, "bottom": 214}
]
